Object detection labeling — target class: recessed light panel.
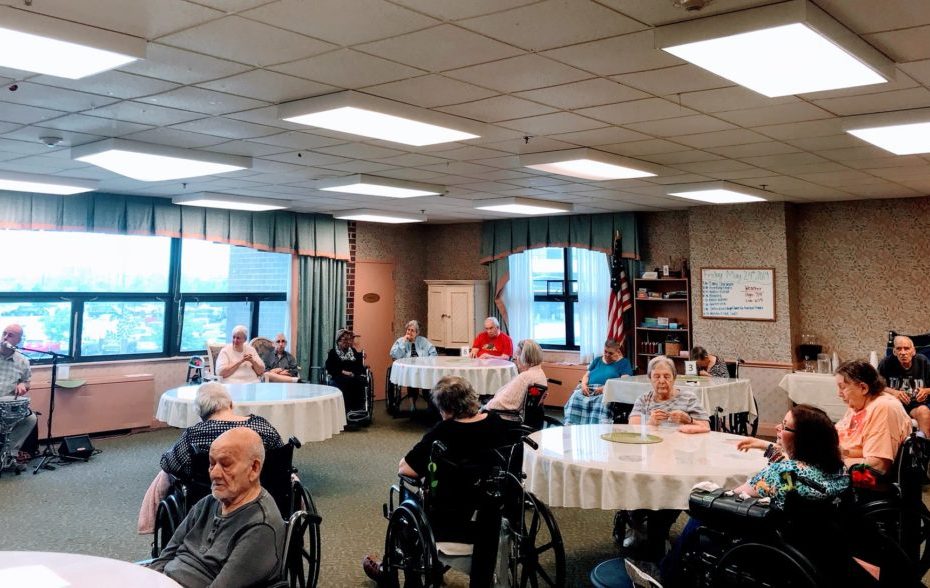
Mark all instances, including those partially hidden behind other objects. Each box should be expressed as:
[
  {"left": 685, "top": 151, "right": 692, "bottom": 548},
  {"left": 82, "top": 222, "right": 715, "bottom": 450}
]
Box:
[
  {"left": 318, "top": 174, "right": 444, "bottom": 198},
  {"left": 72, "top": 140, "right": 251, "bottom": 182},
  {"left": 474, "top": 197, "right": 573, "bottom": 216},
  {"left": 173, "top": 194, "right": 288, "bottom": 212},
  {"left": 521, "top": 148, "right": 660, "bottom": 180},
  {"left": 279, "top": 91, "right": 482, "bottom": 146},
  {"left": 667, "top": 182, "right": 767, "bottom": 204},
  {"left": 332, "top": 209, "right": 427, "bottom": 224},
  {"left": 0, "top": 6, "right": 145, "bottom": 79},
  {"left": 656, "top": 0, "right": 892, "bottom": 97},
  {"left": 847, "top": 122, "right": 930, "bottom": 155},
  {"left": 0, "top": 171, "right": 97, "bottom": 195}
]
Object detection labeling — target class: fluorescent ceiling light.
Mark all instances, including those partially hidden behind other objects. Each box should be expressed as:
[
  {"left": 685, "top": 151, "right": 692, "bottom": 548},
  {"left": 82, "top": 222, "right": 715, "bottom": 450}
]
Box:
[
  {"left": 279, "top": 91, "right": 483, "bottom": 146},
  {"left": 0, "top": 171, "right": 97, "bottom": 195},
  {"left": 847, "top": 122, "right": 930, "bottom": 155},
  {"left": 0, "top": 6, "right": 145, "bottom": 79},
  {"left": 474, "top": 197, "right": 573, "bottom": 216},
  {"left": 173, "top": 194, "right": 288, "bottom": 212},
  {"left": 72, "top": 139, "right": 251, "bottom": 182},
  {"left": 520, "top": 148, "right": 660, "bottom": 180},
  {"left": 318, "top": 174, "right": 444, "bottom": 198},
  {"left": 667, "top": 181, "right": 768, "bottom": 204},
  {"left": 332, "top": 209, "right": 427, "bottom": 224},
  {"left": 655, "top": 0, "right": 893, "bottom": 97}
]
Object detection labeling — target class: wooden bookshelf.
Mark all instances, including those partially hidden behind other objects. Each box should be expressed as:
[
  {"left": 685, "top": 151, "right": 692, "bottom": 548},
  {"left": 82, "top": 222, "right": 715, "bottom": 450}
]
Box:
[{"left": 632, "top": 278, "right": 692, "bottom": 373}]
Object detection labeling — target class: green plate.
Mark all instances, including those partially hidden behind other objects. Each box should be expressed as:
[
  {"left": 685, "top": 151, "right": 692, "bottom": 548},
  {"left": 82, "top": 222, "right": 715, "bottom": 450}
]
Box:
[{"left": 601, "top": 432, "right": 662, "bottom": 444}]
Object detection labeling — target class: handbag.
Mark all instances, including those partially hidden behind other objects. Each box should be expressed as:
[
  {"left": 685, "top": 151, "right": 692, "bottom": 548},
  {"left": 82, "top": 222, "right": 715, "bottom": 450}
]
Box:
[{"left": 688, "top": 488, "right": 773, "bottom": 532}]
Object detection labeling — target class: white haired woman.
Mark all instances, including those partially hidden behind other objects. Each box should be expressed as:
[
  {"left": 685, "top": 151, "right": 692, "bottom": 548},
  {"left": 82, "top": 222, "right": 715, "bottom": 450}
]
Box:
[
  {"left": 215, "top": 325, "right": 264, "bottom": 384},
  {"left": 485, "top": 339, "right": 547, "bottom": 413},
  {"left": 389, "top": 320, "right": 437, "bottom": 359}
]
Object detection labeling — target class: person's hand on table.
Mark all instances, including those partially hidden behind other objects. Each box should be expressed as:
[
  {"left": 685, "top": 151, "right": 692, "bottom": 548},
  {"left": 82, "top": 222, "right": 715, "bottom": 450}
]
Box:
[
  {"left": 668, "top": 409, "right": 693, "bottom": 424},
  {"left": 649, "top": 408, "right": 668, "bottom": 425},
  {"left": 736, "top": 437, "right": 769, "bottom": 452},
  {"left": 698, "top": 370, "right": 710, "bottom": 376},
  {"left": 916, "top": 387, "right": 930, "bottom": 402}
]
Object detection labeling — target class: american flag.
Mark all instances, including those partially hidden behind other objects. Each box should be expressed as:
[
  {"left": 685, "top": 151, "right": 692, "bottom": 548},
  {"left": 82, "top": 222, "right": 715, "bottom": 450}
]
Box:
[{"left": 607, "top": 232, "right": 632, "bottom": 349}]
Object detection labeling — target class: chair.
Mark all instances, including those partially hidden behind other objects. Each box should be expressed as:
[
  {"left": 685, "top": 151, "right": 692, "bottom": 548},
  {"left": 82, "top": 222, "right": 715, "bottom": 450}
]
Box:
[
  {"left": 887, "top": 330, "right": 930, "bottom": 363},
  {"left": 713, "top": 358, "right": 758, "bottom": 437},
  {"left": 250, "top": 336, "right": 274, "bottom": 363},
  {"left": 380, "top": 433, "right": 565, "bottom": 587},
  {"left": 385, "top": 365, "right": 430, "bottom": 418},
  {"left": 204, "top": 341, "right": 224, "bottom": 380}
]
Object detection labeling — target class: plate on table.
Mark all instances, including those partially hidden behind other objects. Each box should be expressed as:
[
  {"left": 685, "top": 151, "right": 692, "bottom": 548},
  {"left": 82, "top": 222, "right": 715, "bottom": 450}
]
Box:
[{"left": 601, "top": 432, "right": 662, "bottom": 444}]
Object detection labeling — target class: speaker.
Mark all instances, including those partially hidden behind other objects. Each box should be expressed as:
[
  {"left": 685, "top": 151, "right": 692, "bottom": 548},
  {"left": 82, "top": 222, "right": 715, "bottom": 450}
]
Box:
[{"left": 58, "top": 435, "right": 94, "bottom": 460}]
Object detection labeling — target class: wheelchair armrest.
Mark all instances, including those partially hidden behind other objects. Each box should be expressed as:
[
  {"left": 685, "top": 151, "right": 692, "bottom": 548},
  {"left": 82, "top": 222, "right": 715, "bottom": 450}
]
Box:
[
  {"left": 399, "top": 474, "right": 422, "bottom": 488},
  {"left": 287, "top": 436, "right": 302, "bottom": 449},
  {"left": 546, "top": 378, "right": 563, "bottom": 386}
]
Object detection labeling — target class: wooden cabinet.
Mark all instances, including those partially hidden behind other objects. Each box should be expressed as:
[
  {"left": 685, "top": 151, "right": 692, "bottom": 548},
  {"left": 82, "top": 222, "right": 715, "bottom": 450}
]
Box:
[
  {"left": 632, "top": 278, "right": 692, "bottom": 373},
  {"left": 425, "top": 280, "right": 488, "bottom": 350}
]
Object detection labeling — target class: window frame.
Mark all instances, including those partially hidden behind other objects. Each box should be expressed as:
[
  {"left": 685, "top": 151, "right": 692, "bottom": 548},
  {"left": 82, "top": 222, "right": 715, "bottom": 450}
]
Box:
[
  {"left": 532, "top": 248, "right": 579, "bottom": 351},
  {"left": 0, "top": 233, "right": 289, "bottom": 364}
]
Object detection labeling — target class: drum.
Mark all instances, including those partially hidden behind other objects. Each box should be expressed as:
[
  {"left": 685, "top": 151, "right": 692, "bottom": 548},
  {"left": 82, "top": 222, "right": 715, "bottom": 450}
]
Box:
[{"left": 0, "top": 397, "right": 31, "bottom": 430}]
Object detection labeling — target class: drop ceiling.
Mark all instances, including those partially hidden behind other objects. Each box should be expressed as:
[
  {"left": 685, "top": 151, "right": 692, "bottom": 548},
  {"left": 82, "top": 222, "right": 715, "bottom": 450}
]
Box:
[{"left": 1, "top": 0, "right": 929, "bottom": 221}]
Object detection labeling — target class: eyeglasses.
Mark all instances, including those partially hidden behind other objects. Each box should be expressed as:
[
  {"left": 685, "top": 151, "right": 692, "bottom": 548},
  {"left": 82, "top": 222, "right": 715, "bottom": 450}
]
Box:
[
  {"left": 778, "top": 422, "right": 796, "bottom": 433},
  {"left": 275, "top": 340, "right": 286, "bottom": 343}
]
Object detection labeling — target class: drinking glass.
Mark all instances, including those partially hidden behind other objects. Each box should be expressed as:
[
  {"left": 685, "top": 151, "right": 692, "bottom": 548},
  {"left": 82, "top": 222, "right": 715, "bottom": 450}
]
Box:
[{"left": 816, "top": 353, "right": 831, "bottom": 374}]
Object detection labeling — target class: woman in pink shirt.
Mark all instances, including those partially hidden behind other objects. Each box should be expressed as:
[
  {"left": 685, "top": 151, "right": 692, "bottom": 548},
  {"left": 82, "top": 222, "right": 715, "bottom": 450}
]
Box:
[{"left": 485, "top": 339, "right": 546, "bottom": 413}]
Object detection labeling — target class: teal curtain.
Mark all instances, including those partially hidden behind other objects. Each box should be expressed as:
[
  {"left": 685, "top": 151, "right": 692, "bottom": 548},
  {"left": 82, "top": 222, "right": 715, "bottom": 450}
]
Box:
[
  {"left": 488, "top": 259, "right": 509, "bottom": 331},
  {"left": 296, "top": 256, "right": 346, "bottom": 374},
  {"left": 479, "top": 212, "right": 640, "bottom": 263},
  {"left": 0, "top": 190, "right": 349, "bottom": 259}
]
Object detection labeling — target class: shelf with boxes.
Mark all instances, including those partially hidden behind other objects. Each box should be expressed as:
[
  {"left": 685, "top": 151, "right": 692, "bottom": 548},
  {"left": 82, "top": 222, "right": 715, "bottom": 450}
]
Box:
[{"left": 633, "top": 277, "right": 692, "bottom": 373}]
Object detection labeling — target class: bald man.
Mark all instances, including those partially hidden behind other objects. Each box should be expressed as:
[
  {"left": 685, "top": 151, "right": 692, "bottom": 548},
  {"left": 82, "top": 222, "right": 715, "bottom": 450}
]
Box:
[
  {"left": 148, "top": 428, "right": 285, "bottom": 587},
  {"left": 0, "top": 323, "right": 36, "bottom": 463},
  {"left": 878, "top": 335, "right": 930, "bottom": 437},
  {"left": 263, "top": 333, "right": 299, "bottom": 383}
]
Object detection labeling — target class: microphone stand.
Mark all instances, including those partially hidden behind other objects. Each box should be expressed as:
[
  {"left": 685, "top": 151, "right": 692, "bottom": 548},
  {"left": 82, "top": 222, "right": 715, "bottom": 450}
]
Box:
[{"left": 17, "top": 346, "right": 72, "bottom": 475}]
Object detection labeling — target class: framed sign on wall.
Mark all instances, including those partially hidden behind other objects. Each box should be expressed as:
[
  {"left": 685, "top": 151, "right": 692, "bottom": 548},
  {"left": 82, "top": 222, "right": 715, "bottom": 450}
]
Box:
[{"left": 700, "top": 267, "right": 775, "bottom": 321}]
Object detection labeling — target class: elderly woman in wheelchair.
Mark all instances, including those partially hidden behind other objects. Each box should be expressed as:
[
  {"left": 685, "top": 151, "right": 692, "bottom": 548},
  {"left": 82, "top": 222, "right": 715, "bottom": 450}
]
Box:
[{"left": 364, "top": 375, "right": 565, "bottom": 587}]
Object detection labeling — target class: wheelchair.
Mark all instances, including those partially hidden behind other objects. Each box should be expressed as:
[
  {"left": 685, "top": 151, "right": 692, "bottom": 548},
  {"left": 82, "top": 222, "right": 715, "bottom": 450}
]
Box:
[
  {"left": 152, "top": 437, "right": 322, "bottom": 587},
  {"left": 385, "top": 366, "right": 431, "bottom": 418},
  {"left": 310, "top": 365, "right": 375, "bottom": 427},
  {"left": 674, "top": 471, "right": 923, "bottom": 588},
  {"left": 378, "top": 430, "right": 565, "bottom": 587},
  {"left": 487, "top": 378, "right": 564, "bottom": 431}
]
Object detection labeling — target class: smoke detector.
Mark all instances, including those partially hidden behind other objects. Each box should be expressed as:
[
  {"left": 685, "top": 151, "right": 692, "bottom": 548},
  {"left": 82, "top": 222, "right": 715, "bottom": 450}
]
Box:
[
  {"left": 675, "top": 0, "right": 713, "bottom": 11},
  {"left": 39, "top": 136, "right": 64, "bottom": 147}
]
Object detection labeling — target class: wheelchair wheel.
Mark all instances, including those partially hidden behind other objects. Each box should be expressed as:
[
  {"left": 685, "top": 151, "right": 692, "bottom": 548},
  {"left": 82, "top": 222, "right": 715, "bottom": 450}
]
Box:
[
  {"left": 152, "top": 492, "right": 184, "bottom": 558},
  {"left": 513, "top": 492, "right": 565, "bottom": 587},
  {"left": 382, "top": 502, "right": 443, "bottom": 588},
  {"left": 712, "top": 542, "right": 820, "bottom": 588},
  {"left": 289, "top": 480, "right": 322, "bottom": 588}
]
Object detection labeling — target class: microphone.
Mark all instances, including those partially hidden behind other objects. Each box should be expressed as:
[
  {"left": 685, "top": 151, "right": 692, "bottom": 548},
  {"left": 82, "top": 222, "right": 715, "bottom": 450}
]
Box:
[{"left": 1, "top": 341, "right": 15, "bottom": 351}]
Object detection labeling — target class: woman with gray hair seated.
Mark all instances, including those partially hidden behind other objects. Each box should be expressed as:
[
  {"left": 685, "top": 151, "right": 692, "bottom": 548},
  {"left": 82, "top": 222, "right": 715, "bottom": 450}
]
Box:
[
  {"left": 160, "top": 381, "right": 284, "bottom": 480},
  {"left": 389, "top": 320, "right": 438, "bottom": 359},
  {"left": 215, "top": 325, "right": 264, "bottom": 384},
  {"left": 485, "top": 339, "right": 547, "bottom": 413}
]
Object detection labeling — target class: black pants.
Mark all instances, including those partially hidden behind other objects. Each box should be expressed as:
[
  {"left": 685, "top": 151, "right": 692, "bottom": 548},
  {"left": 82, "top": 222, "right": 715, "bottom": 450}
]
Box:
[{"left": 333, "top": 374, "right": 365, "bottom": 412}]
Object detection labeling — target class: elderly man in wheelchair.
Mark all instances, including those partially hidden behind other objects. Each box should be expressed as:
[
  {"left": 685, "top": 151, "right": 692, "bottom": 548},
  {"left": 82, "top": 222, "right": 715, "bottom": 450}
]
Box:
[{"left": 363, "top": 375, "right": 565, "bottom": 587}]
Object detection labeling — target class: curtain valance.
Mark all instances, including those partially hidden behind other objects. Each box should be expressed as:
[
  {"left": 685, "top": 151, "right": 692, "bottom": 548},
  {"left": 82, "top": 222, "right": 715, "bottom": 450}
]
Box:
[
  {"left": 0, "top": 191, "right": 349, "bottom": 260},
  {"left": 479, "top": 212, "right": 639, "bottom": 264}
]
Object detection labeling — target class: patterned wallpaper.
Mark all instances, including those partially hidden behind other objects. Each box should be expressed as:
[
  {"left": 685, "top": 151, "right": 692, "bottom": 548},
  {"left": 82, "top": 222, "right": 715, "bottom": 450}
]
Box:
[
  {"left": 639, "top": 210, "right": 689, "bottom": 271},
  {"left": 688, "top": 202, "right": 795, "bottom": 364},
  {"left": 794, "top": 197, "right": 930, "bottom": 360},
  {"left": 423, "top": 223, "right": 487, "bottom": 281}
]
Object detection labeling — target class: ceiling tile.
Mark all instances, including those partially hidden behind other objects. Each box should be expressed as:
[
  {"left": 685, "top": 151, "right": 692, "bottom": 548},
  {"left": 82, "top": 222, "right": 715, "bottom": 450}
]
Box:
[
  {"left": 740, "top": 152, "right": 831, "bottom": 171},
  {"left": 32, "top": 114, "right": 152, "bottom": 138},
  {"left": 439, "top": 96, "right": 556, "bottom": 123},
  {"left": 356, "top": 25, "right": 522, "bottom": 72},
  {"left": 753, "top": 119, "right": 847, "bottom": 141},
  {"left": 648, "top": 150, "right": 723, "bottom": 165},
  {"left": 715, "top": 102, "right": 834, "bottom": 127},
  {"left": 864, "top": 25, "right": 930, "bottom": 63},
  {"left": 679, "top": 87, "right": 798, "bottom": 113},
  {"left": 613, "top": 65, "right": 732, "bottom": 96},
  {"left": 318, "top": 160, "right": 398, "bottom": 173},
  {"left": 0, "top": 82, "right": 118, "bottom": 113},
  {"left": 388, "top": 0, "right": 539, "bottom": 21},
  {"left": 707, "top": 141, "right": 800, "bottom": 158},
  {"left": 812, "top": 87, "right": 930, "bottom": 116},
  {"left": 816, "top": 0, "right": 930, "bottom": 34},
  {"left": 596, "top": 0, "right": 776, "bottom": 26},
  {"left": 208, "top": 140, "right": 292, "bottom": 157},
  {"left": 458, "top": 0, "right": 644, "bottom": 52},
  {"left": 85, "top": 101, "right": 205, "bottom": 126},
  {"left": 31, "top": 71, "right": 180, "bottom": 101},
  {"left": 158, "top": 16, "right": 337, "bottom": 67},
  {"left": 122, "top": 127, "right": 226, "bottom": 148},
  {"left": 169, "top": 117, "right": 282, "bottom": 140},
  {"left": 445, "top": 55, "right": 590, "bottom": 93},
  {"left": 434, "top": 145, "right": 512, "bottom": 161},
  {"left": 514, "top": 79, "right": 648, "bottom": 109},
  {"left": 671, "top": 129, "right": 771, "bottom": 149},
  {"left": 315, "top": 143, "right": 408, "bottom": 160},
  {"left": 18, "top": 0, "right": 222, "bottom": 38},
  {"left": 542, "top": 30, "right": 682, "bottom": 76},
  {"left": 898, "top": 59, "right": 930, "bottom": 86},
  {"left": 271, "top": 49, "right": 425, "bottom": 88},
  {"left": 548, "top": 127, "right": 651, "bottom": 146},
  {"left": 600, "top": 138, "right": 687, "bottom": 156},
  {"left": 499, "top": 112, "right": 606, "bottom": 135},
  {"left": 675, "top": 159, "right": 761, "bottom": 174},
  {"left": 365, "top": 75, "right": 497, "bottom": 108},
  {"left": 242, "top": 0, "right": 438, "bottom": 45},
  {"left": 0, "top": 102, "right": 65, "bottom": 125},
  {"left": 578, "top": 98, "right": 697, "bottom": 125},
  {"left": 783, "top": 134, "right": 864, "bottom": 151},
  {"left": 119, "top": 44, "right": 252, "bottom": 84},
  {"left": 623, "top": 115, "right": 735, "bottom": 137},
  {"left": 1, "top": 127, "right": 101, "bottom": 148},
  {"left": 197, "top": 70, "right": 335, "bottom": 103},
  {"left": 797, "top": 70, "right": 919, "bottom": 101},
  {"left": 375, "top": 153, "right": 450, "bottom": 167},
  {"left": 139, "top": 87, "right": 268, "bottom": 115}
]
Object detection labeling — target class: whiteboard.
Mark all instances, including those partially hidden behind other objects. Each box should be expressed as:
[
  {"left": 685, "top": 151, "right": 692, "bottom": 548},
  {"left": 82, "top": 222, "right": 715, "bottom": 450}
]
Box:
[{"left": 700, "top": 268, "right": 775, "bottom": 321}]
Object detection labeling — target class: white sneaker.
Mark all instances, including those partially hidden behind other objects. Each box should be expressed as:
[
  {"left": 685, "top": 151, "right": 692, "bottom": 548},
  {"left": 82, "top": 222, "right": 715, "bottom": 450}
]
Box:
[{"left": 624, "top": 559, "right": 663, "bottom": 588}]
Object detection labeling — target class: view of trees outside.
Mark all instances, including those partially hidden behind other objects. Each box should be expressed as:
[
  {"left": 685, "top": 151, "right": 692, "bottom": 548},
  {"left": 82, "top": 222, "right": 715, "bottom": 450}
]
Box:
[{"left": 0, "top": 231, "right": 290, "bottom": 360}]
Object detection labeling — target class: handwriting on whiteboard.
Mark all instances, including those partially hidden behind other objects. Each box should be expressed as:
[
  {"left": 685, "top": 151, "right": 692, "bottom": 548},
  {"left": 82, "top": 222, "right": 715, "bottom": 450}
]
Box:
[{"left": 701, "top": 268, "right": 775, "bottom": 320}]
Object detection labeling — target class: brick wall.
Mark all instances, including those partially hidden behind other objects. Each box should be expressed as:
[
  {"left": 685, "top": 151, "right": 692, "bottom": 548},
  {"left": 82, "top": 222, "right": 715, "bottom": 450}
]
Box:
[{"left": 346, "top": 221, "right": 356, "bottom": 331}]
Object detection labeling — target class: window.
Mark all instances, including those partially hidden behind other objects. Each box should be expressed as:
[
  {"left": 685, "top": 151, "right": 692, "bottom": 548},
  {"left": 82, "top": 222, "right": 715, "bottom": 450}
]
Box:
[
  {"left": 0, "top": 230, "right": 291, "bottom": 363},
  {"left": 529, "top": 248, "right": 579, "bottom": 348}
]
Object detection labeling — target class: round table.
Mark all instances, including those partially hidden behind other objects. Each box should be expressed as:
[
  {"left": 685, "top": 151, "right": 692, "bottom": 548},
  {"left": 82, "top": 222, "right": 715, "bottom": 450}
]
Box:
[
  {"left": 778, "top": 372, "right": 847, "bottom": 422},
  {"left": 523, "top": 424, "right": 767, "bottom": 511},
  {"left": 0, "top": 551, "right": 181, "bottom": 587},
  {"left": 389, "top": 356, "right": 518, "bottom": 396},
  {"left": 156, "top": 383, "right": 346, "bottom": 442}
]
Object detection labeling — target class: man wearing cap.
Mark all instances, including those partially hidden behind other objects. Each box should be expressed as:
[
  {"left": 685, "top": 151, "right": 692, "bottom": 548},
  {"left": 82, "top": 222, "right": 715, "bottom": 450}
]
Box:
[
  {"left": 0, "top": 323, "right": 37, "bottom": 465},
  {"left": 325, "top": 328, "right": 367, "bottom": 413}
]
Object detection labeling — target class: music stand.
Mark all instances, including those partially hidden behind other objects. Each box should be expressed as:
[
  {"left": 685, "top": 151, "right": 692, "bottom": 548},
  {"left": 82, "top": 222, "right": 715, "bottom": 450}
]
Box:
[{"left": 18, "top": 346, "right": 72, "bottom": 474}]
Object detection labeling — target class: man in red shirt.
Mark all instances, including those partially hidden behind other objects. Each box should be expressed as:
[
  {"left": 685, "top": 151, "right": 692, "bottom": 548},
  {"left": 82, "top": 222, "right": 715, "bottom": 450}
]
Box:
[{"left": 470, "top": 317, "right": 513, "bottom": 359}]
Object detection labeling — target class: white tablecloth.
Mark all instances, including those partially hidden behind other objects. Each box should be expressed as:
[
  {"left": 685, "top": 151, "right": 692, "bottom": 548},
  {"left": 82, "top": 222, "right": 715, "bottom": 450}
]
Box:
[
  {"left": 523, "top": 424, "right": 767, "bottom": 510},
  {"left": 778, "top": 372, "right": 848, "bottom": 422},
  {"left": 156, "top": 383, "right": 346, "bottom": 442},
  {"left": 0, "top": 551, "right": 181, "bottom": 587},
  {"left": 603, "top": 375, "right": 756, "bottom": 418},
  {"left": 389, "top": 356, "right": 518, "bottom": 396}
]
